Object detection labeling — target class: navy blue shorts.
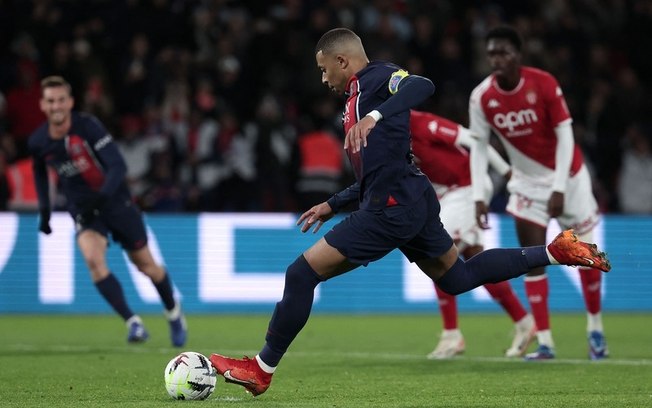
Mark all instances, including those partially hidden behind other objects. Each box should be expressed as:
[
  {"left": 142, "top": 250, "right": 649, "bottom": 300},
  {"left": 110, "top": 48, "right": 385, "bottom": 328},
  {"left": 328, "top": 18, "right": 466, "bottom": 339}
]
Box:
[
  {"left": 76, "top": 198, "right": 148, "bottom": 251},
  {"left": 324, "top": 187, "right": 453, "bottom": 266}
]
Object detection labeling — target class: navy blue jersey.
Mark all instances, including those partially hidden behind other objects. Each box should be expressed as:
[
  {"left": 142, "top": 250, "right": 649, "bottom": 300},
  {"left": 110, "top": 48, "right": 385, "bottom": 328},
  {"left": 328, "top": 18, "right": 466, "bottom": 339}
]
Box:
[
  {"left": 329, "top": 61, "right": 433, "bottom": 211},
  {"left": 29, "top": 112, "right": 131, "bottom": 214}
]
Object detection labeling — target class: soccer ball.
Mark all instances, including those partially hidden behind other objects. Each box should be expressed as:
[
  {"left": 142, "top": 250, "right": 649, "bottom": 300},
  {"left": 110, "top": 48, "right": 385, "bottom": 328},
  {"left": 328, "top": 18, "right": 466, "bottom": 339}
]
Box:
[{"left": 164, "top": 351, "right": 217, "bottom": 400}]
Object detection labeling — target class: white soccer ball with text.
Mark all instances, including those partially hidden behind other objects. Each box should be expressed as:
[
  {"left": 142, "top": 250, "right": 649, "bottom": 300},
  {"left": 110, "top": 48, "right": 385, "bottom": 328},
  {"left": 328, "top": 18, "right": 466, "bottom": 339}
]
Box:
[{"left": 164, "top": 351, "right": 217, "bottom": 400}]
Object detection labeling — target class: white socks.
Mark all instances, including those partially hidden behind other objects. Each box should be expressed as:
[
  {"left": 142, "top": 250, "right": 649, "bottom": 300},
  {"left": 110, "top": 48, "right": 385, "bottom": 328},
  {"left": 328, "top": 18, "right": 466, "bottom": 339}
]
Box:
[
  {"left": 255, "top": 355, "right": 276, "bottom": 374},
  {"left": 587, "top": 312, "right": 604, "bottom": 333}
]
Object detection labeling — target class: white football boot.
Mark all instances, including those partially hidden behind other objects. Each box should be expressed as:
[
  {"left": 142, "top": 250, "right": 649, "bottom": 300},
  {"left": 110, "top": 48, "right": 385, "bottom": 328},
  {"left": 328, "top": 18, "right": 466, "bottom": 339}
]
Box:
[
  {"left": 427, "top": 329, "right": 465, "bottom": 360},
  {"left": 505, "top": 314, "right": 536, "bottom": 357}
]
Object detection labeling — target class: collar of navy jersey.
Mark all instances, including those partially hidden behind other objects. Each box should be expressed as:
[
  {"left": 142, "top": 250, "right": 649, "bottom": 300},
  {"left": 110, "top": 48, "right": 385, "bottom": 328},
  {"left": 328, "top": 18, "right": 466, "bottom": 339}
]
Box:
[{"left": 345, "top": 61, "right": 386, "bottom": 96}]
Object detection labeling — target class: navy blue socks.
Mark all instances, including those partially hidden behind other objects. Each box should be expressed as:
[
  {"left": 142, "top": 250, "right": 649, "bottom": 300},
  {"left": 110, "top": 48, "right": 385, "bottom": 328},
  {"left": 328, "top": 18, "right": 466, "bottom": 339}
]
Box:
[
  {"left": 153, "top": 271, "right": 176, "bottom": 311},
  {"left": 436, "top": 246, "right": 550, "bottom": 295},
  {"left": 259, "top": 255, "right": 324, "bottom": 367},
  {"left": 95, "top": 273, "right": 134, "bottom": 321}
]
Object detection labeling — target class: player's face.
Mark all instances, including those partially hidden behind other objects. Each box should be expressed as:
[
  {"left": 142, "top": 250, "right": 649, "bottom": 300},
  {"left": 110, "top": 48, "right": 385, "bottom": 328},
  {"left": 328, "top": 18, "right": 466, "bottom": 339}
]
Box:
[
  {"left": 316, "top": 51, "right": 348, "bottom": 95},
  {"left": 486, "top": 38, "right": 521, "bottom": 81},
  {"left": 40, "top": 86, "right": 74, "bottom": 126}
]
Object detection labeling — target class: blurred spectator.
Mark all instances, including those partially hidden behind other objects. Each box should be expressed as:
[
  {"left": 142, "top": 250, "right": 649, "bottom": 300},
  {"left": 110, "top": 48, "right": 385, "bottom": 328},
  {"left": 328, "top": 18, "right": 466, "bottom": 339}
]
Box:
[
  {"left": 81, "top": 75, "right": 114, "bottom": 126},
  {"left": 0, "top": 150, "right": 9, "bottom": 210},
  {"left": 617, "top": 123, "right": 652, "bottom": 214},
  {"left": 245, "top": 93, "right": 297, "bottom": 212},
  {"left": 115, "top": 114, "right": 167, "bottom": 204},
  {"left": 291, "top": 97, "right": 348, "bottom": 209},
  {"left": 141, "top": 151, "right": 184, "bottom": 212},
  {"left": 292, "top": 127, "right": 345, "bottom": 210},
  {"left": 0, "top": 89, "right": 7, "bottom": 135},
  {"left": 213, "top": 110, "right": 259, "bottom": 212},
  {"left": 117, "top": 33, "right": 154, "bottom": 115},
  {"left": 5, "top": 59, "right": 45, "bottom": 157},
  {"left": 175, "top": 108, "right": 223, "bottom": 211}
]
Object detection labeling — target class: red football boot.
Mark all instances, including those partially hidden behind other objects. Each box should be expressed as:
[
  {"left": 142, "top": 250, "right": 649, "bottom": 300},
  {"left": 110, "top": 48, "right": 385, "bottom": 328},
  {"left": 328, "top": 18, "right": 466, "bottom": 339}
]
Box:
[
  {"left": 209, "top": 354, "right": 272, "bottom": 396},
  {"left": 547, "top": 229, "right": 611, "bottom": 272}
]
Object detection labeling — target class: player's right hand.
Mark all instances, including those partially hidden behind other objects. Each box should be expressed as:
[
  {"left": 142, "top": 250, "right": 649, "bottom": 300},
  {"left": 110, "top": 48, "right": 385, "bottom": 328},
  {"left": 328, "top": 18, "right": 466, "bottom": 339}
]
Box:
[
  {"left": 297, "top": 202, "right": 334, "bottom": 233},
  {"left": 344, "top": 115, "right": 376, "bottom": 153},
  {"left": 475, "top": 201, "right": 490, "bottom": 230},
  {"left": 38, "top": 210, "right": 52, "bottom": 235}
]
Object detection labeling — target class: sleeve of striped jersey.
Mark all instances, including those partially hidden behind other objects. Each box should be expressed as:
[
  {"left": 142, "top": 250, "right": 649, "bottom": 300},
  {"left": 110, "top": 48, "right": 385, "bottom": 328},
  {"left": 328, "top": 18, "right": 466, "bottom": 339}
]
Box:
[
  {"left": 552, "top": 121, "right": 574, "bottom": 192},
  {"left": 468, "top": 93, "right": 491, "bottom": 201}
]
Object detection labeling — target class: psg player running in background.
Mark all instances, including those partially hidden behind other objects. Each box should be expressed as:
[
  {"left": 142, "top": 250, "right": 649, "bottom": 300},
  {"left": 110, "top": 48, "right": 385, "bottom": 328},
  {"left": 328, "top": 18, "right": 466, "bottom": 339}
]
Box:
[
  {"left": 29, "top": 76, "right": 187, "bottom": 347},
  {"left": 409, "top": 110, "right": 535, "bottom": 359},
  {"left": 208, "top": 28, "right": 610, "bottom": 397},
  {"left": 470, "top": 26, "right": 608, "bottom": 360}
]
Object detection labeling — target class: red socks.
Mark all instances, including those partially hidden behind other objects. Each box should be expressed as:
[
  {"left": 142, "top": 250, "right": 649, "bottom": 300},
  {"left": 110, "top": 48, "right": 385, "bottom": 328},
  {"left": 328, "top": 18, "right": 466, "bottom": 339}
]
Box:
[
  {"left": 579, "top": 268, "right": 602, "bottom": 314},
  {"left": 435, "top": 285, "right": 458, "bottom": 330},
  {"left": 484, "top": 281, "right": 528, "bottom": 322},
  {"left": 525, "top": 275, "right": 550, "bottom": 331}
]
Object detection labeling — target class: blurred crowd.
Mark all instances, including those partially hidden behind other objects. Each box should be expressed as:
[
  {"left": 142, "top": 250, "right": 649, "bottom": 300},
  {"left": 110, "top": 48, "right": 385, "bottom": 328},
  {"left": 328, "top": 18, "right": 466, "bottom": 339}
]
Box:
[{"left": 1, "top": 0, "right": 651, "bottom": 214}]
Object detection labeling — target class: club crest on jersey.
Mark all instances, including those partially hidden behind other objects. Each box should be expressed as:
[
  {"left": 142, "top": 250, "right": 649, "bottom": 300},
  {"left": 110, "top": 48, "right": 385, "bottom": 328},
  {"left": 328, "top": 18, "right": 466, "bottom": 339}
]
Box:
[
  {"left": 526, "top": 90, "right": 537, "bottom": 104},
  {"left": 70, "top": 144, "right": 82, "bottom": 154},
  {"left": 388, "top": 69, "right": 408, "bottom": 94}
]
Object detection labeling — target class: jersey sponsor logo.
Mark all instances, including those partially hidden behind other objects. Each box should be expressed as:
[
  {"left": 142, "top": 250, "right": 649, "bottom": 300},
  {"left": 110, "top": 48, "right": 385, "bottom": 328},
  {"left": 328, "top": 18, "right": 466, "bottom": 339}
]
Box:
[
  {"left": 55, "top": 159, "right": 84, "bottom": 177},
  {"left": 342, "top": 102, "right": 351, "bottom": 125},
  {"left": 493, "top": 109, "right": 538, "bottom": 133},
  {"left": 388, "top": 69, "right": 408, "bottom": 94}
]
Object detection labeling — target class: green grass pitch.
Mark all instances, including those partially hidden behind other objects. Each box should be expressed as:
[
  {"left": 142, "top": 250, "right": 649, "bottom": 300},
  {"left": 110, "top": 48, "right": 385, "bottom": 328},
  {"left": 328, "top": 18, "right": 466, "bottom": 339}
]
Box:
[{"left": 1, "top": 313, "right": 650, "bottom": 407}]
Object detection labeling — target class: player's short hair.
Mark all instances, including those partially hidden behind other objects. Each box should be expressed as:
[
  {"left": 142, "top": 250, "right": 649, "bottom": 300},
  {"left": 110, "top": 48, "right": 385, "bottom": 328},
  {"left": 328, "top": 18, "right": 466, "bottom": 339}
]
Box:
[
  {"left": 40, "top": 75, "right": 72, "bottom": 95},
  {"left": 315, "top": 28, "right": 361, "bottom": 55},
  {"left": 486, "top": 25, "right": 522, "bottom": 52}
]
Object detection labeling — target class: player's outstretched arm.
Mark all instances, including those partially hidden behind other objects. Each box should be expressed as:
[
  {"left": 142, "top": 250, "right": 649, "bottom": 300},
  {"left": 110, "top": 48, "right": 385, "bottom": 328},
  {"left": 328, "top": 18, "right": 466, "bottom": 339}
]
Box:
[{"left": 296, "top": 202, "right": 335, "bottom": 234}]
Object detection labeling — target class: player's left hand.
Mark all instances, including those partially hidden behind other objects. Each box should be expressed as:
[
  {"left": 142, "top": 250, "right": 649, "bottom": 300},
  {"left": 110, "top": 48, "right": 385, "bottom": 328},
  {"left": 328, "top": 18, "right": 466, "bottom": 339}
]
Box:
[
  {"left": 344, "top": 115, "right": 377, "bottom": 153},
  {"left": 547, "top": 191, "right": 564, "bottom": 218},
  {"left": 297, "top": 202, "right": 334, "bottom": 233},
  {"left": 38, "top": 210, "right": 52, "bottom": 235},
  {"left": 475, "top": 201, "right": 490, "bottom": 229}
]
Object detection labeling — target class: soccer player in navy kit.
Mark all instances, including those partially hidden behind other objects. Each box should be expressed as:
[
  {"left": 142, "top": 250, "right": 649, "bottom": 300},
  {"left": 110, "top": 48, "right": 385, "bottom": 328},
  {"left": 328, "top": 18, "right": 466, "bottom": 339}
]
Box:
[
  {"left": 208, "top": 28, "right": 610, "bottom": 396},
  {"left": 29, "top": 76, "right": 187, "bottom": 347}
]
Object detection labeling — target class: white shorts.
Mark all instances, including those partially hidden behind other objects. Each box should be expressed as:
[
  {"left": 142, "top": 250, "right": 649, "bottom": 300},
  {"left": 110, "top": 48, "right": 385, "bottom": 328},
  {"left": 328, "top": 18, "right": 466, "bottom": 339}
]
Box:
[
  {"left": 437, "top": 185, "right": 484, "bottom": 250},
  {"left": 506, "top": 165, "right": 600, "bottom": 234}
]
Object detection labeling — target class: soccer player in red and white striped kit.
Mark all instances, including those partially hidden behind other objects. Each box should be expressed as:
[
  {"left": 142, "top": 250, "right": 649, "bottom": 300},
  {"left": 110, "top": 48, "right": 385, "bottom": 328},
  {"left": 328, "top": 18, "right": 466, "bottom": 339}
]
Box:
[
  {"left": 470, "top": 26, "right": 608, "bottom": 360},
  {"left": 410, "top": 110, "right": 535, "bottom": 359}
]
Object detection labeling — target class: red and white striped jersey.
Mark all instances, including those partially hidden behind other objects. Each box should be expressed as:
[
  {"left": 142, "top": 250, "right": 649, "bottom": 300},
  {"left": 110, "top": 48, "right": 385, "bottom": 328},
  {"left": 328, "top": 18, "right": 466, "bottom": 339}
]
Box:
[
  {"left": 469, "top": 66, "right": 583, "bottom": 179},
  {"left": 409, "top": 110, "right": 470, "bottom": 188}
]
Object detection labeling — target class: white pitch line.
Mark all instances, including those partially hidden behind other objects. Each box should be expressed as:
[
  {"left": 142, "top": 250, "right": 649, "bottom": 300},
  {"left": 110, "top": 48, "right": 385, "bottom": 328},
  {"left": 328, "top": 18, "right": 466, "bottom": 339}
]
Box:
[{"left": 4, "top": 344, "right": 652, "bottom": 366}]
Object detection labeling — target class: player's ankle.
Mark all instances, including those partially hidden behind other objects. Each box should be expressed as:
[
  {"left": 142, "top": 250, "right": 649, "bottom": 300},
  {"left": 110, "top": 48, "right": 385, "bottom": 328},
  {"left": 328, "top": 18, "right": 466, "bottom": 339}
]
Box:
[{"left": 255, "top": 355, "right": 276, "bottom": 374}]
